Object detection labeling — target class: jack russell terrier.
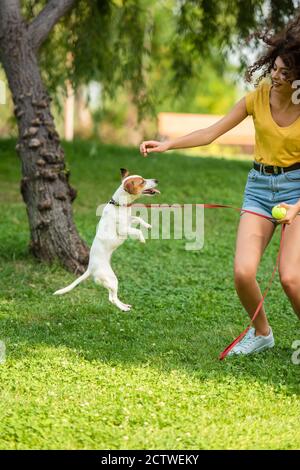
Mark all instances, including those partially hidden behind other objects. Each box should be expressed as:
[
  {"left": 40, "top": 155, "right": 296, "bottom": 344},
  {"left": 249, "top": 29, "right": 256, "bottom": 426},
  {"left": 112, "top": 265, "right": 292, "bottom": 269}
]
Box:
[{"left": 53, "top": 169, "right": 160, "bottom": 311}]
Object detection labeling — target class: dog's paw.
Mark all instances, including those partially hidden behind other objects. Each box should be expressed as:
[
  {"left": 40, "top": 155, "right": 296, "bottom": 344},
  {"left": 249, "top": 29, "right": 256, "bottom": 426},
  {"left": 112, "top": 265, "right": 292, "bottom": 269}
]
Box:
[
  {"left": 145, "top": 223, "right": 152, "bottom": 229},
  {"left": 139, "top": 235, "right": 146, "bottom": 243},
  {"left": 120, "top": 303, "right": 132, "bottom": 312}
]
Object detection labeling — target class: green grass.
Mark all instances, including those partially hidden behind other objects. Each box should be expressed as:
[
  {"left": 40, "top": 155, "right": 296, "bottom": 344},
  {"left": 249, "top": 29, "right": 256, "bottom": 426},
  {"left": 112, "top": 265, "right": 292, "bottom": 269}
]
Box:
[{"left": 0, "top": 138, "right": 299, "bottom": 450}]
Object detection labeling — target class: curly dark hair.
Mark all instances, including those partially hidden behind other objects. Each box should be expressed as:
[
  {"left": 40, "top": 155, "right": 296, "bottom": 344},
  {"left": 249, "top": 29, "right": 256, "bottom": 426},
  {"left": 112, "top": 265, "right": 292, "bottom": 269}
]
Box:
[{"left": 245, "top": 13, "right": 300, "bottom": 85}]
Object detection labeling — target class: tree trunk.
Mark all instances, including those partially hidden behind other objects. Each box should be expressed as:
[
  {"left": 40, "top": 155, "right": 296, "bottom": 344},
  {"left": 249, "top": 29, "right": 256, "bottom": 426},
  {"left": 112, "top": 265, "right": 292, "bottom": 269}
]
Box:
[{"left": 0, "top": 4, "right": 89, "bottom": 274}]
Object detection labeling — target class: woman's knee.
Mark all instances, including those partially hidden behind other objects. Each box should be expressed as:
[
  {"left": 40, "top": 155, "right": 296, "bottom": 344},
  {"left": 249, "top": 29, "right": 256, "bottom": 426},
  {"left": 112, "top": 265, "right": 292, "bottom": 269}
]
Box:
[
  {"left": 234, "top": 264, "right": 257, "bottom": 286},
  {"left": 279, "top": 269, "right": 298, "bottom": 293}
]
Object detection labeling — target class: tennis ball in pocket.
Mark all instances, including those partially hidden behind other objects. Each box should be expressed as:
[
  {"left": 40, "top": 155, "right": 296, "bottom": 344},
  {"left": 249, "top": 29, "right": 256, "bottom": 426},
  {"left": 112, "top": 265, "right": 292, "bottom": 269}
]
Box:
[{"left": 272, "top": 205, "right": 287, "bottom": 219}]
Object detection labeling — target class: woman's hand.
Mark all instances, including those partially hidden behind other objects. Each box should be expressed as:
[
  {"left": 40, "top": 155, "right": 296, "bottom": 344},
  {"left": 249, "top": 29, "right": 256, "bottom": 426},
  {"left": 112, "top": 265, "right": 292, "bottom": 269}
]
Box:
[
  {"left": 139, "top": 140, "right": 170, "bottom": 157},
  {"left": 276, "top": 202, "right": 300, "bottom": 225}
]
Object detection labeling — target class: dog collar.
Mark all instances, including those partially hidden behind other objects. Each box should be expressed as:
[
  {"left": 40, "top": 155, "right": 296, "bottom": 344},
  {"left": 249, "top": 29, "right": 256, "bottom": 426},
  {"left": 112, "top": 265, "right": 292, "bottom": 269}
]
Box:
[{"left": 109, "top": 198, "right": 133, "bottom": 207}]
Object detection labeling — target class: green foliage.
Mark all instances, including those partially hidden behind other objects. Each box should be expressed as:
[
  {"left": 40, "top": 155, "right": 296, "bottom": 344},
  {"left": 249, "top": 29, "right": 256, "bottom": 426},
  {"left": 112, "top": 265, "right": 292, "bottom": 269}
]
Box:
[
  {"left": 0, "top": 138, "right": 299, "bottom": 449},
  {"left": 17, "top": 0, "right": 300, "bottom": 116},
  {"left": 155, "top": 56, "right": 238, "bottom": 114}
]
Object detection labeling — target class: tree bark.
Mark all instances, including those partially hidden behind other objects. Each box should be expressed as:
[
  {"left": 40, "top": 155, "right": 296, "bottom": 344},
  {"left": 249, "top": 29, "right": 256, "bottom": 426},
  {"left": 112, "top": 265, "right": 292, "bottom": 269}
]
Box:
[
  {"left": 28, "top": 0, "right": 77, "bottom": 50},
  {"left": 0, "top": 0, "right": 89, "bottom": 274}
]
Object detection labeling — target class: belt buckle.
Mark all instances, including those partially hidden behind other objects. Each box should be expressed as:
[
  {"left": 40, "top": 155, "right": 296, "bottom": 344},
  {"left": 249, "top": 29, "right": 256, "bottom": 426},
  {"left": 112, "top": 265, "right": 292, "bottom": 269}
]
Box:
[
  {"left": 273, "top": 166, "right": 278, "bottom": 174},
  {"left": 263, "top": 165, "right": 272, "bottom": 175}
]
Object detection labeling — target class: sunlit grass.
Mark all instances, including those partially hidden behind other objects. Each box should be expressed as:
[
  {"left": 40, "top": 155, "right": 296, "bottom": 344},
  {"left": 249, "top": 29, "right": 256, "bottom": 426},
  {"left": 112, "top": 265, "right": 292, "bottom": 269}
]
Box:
[{"left": 0, "top": 138, "right": 299, "bottom": 449}]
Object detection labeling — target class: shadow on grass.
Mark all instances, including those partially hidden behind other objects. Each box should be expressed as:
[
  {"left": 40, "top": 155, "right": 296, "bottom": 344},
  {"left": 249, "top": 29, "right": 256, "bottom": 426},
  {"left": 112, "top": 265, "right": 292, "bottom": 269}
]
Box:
[{"left": 2, "top": 274, "right": 299, "bottom": 397}]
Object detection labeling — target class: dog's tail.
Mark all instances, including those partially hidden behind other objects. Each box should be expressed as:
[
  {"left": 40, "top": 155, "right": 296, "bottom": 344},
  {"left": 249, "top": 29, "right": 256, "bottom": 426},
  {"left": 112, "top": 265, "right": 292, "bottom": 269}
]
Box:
[{"left": 53, "top": 269, "right": 90, "bottom": 296}]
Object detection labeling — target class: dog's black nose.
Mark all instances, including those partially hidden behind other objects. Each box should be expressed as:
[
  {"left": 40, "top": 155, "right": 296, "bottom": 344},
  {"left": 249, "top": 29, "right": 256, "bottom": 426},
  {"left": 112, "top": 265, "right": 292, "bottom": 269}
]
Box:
[{"left": 154, "top": 179, "right": 159, "bottom": 184}]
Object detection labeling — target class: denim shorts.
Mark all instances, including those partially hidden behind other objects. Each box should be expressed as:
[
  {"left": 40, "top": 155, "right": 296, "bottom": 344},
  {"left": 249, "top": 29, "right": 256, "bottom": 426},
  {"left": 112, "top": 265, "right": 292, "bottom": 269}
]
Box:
[{"left": 241, "top": 162, "right": 300, "bottom": 225}]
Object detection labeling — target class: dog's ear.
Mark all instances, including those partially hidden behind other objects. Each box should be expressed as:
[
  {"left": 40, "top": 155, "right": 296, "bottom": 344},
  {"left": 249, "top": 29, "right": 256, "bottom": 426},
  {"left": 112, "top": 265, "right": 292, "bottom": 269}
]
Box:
[
  {"left": 124, "top": 179, "right": 135, "bottom": 194},
  {"left": 120, "top": 168, "right": 129, "bottom": 180},
  {"left": 124, "top": 177, "right": 144, "bottom": 194}
]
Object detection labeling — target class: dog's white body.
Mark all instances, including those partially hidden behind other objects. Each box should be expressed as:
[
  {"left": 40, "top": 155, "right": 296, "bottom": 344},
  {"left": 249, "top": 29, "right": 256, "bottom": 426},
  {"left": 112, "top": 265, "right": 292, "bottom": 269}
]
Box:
[{"left": 53, "top": 172, "right": 159, "bottom": 311}]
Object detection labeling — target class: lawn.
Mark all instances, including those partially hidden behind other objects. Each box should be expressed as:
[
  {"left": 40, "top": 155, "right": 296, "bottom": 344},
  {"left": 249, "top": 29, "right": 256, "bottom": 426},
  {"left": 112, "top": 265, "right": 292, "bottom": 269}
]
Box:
[{"left": 0, "top": 138, "right": 299, "bottom": 450}]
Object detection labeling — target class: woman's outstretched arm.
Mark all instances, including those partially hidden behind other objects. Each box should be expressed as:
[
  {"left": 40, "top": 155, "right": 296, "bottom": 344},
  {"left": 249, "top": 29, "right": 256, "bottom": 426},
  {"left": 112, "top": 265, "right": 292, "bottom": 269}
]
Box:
[{"left": 140, "top": 97, "right": 248, "bottom": 156}]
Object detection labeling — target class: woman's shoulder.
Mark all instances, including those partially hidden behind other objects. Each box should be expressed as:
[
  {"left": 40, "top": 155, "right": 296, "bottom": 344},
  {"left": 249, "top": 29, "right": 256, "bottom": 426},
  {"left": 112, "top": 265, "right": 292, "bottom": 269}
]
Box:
[
  {"left": 258, "top": 78, "right": 272, "bottom": 93},
  {"left": 245, "top": 78, "right": 271, "bottom": 115},
  {"left": 246, "top": 78, "right": 271, "bottom": 95}
]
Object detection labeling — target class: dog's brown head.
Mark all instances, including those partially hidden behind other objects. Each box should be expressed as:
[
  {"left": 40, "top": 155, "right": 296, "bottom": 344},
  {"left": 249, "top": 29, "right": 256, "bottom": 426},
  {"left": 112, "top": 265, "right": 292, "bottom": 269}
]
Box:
[{"left": 120, "top": 168, "right": 160, "bottom": 197}]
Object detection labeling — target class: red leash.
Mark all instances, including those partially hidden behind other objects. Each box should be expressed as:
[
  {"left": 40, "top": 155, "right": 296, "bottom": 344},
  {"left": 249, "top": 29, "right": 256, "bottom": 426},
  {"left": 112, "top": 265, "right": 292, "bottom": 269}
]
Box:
[
  {"left": 132, "top": 203, "right": 286, "bottom": 359},
  {"left": 219, "top": 222, "right": 286, "bottom": 359}
]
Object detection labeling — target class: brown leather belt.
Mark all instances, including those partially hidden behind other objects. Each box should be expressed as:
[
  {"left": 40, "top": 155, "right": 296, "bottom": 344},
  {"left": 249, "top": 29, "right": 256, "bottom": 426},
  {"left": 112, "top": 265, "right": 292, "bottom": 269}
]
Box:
[{"left": 253, "top": 161, "right": 300, "bottom": 174}]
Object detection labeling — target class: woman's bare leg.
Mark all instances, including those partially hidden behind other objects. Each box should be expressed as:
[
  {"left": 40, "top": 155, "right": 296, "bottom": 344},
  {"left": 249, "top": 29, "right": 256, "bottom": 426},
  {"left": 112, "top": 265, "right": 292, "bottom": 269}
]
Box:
[
  {"left": 278, "top": 216, "right": 300, "bottom": 320},
  {"left": 234, "top": 213, "right": 276, "bottom": 336}
]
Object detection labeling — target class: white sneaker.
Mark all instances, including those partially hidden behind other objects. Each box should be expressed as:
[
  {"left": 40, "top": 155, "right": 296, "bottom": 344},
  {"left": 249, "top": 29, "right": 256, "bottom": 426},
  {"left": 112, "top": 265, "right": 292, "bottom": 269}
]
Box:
[{"left": 228, "top": 327, "right": 275, "bottom": 356}]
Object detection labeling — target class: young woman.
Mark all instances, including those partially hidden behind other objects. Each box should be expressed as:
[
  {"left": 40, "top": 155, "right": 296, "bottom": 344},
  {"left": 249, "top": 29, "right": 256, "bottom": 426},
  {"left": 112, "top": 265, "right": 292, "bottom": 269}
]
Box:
[{"left": 139, "top": 18, "right": 300, "bottom": 356}]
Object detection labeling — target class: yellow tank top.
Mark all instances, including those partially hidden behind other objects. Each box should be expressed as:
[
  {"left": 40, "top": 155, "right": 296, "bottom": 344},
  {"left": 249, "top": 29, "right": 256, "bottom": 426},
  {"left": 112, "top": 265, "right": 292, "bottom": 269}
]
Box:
[{"left": 245, "top": 79, "right": 300, "bottom": 167}]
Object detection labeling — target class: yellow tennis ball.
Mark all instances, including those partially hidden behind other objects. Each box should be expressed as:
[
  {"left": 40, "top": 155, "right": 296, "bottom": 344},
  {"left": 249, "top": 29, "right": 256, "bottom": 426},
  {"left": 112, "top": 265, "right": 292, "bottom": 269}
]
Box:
[{"left": 272, "top": 205, "right": 287, "bottom": 219}]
